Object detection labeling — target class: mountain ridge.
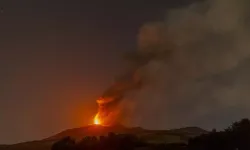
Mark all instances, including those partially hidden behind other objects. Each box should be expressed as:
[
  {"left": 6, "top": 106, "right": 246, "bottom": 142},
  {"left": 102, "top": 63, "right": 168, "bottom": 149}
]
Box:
[{"left": 0, "top": 125, "right": 208, "bottom": 150}]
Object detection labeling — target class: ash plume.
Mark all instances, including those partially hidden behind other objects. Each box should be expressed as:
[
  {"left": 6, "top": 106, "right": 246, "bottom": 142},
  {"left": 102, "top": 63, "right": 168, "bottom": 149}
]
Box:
[{"left": 98, "top": 0, "right": 250, "bottom": 129}]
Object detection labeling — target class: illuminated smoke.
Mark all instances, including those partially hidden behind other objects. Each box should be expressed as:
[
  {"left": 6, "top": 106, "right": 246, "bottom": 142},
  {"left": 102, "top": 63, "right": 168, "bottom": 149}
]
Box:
[{"left": 96, "top": 0, "right": 250, "bottom": 129}]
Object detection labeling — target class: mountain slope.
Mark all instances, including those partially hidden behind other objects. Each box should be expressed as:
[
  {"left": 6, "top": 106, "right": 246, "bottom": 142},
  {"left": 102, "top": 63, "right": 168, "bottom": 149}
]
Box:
[
  {"left": 46, "top": 124, "right": 147, "bottom": 141},
  {"left": 0, "top": 125, "right": 207, "bottom": 150}
]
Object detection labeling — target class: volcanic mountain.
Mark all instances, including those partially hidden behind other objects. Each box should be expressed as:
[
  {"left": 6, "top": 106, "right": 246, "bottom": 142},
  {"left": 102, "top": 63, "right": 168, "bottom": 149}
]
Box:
[
  {"left": 0, "top": 125, "right": 207, "bottom": 150},
  {"left": 45, "top": 124, "right": 146, "bottom": 141}
]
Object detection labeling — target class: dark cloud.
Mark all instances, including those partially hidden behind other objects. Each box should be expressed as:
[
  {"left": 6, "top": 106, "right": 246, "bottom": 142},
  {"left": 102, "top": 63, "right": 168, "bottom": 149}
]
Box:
[
  {"left": 127, "top": 0, "right": 250, "bottom": 130},
  {"left": 94, "top": 0, "right": 250, "bottom": 130}
]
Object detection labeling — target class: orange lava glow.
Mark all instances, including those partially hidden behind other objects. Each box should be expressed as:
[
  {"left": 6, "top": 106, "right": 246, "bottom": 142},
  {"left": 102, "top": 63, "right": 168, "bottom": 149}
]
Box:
[{"left": 94, "top": 113, "right": 101, "bottom": 125}]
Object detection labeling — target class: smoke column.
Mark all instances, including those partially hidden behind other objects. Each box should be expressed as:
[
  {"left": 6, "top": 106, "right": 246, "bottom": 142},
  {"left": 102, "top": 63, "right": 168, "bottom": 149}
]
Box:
[{"left": 97, "top": 0, "right": 250, "bottom": 129}]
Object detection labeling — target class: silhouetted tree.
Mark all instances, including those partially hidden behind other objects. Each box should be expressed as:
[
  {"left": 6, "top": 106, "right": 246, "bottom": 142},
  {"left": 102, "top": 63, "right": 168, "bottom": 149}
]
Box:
[
  {"left": 226, "top": 118, "right": 250, "bottom": 150},
  {"left": 188, "top": 118, "right": 250, "bottom": 150},
  {"left": 52, "top": 136, "right": 75, "bottom": 150}
]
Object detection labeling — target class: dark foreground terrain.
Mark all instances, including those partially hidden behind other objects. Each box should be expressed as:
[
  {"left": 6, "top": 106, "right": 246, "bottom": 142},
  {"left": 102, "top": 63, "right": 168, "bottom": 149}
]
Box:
[
  {"left": 0, "top": 124, "right": 207, "bottom": 150},
  {"left": 2, "top": 119, "right": 250, "bottom": 150},
  {"left": 49, "top": 119, "right": 250, "bottom": 150}
]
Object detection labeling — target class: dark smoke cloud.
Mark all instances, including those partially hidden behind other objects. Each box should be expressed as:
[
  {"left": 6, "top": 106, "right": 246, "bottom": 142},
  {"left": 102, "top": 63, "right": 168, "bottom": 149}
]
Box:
[
  {"left": 99, "top": 0, "right": 250, "bottom": 129},
  {"left": 129, "top": 0, "right": 250, "bottom": 129}
]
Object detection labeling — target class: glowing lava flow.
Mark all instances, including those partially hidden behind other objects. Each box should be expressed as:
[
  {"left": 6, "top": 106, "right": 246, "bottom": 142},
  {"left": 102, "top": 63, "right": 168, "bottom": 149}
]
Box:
[
  {"left": 94, "top": 113, "right": 101, "bottom": 125},
  {"left": 93, "top": 97, "right": 114, "bottom": 126}
]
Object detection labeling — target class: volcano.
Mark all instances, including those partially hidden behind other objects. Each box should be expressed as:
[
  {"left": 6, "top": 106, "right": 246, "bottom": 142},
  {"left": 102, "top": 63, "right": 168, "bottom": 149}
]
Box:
[
  {"left": 0, "top": 125, "right": 207, "bottom": 150},
  {"left": 45, "top": 124, "right": 146, "bottom": 141}
]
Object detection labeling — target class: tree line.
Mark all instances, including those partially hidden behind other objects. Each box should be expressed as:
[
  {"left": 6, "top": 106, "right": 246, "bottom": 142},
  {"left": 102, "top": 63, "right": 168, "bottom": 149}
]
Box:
[
  {"left": 51, "top": 132, "right": 147, "bottom": 150},
  {"left": 52, "top": 118, "right": 250, "bottom": 150},
  {"left": 189, "top": 118, "right": 250, "bottom": 150}
]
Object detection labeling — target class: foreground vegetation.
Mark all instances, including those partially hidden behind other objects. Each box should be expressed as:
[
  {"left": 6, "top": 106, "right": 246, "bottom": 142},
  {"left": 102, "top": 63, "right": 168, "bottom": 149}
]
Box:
[{"left": 52, "top": 118, "right": 250, "bottom": 150}]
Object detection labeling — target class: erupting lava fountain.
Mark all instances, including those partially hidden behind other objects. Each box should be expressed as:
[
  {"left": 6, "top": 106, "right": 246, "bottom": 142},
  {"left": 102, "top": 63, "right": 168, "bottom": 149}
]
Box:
[{"left": 94, "top": 113, "right": 101, "bottom": 125}]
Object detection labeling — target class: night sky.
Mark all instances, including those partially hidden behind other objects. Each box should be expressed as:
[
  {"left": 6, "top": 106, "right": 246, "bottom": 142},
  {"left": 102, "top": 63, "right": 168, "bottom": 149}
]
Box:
[{"left": 0, "top": 0, "right": 195, "bottom": 144}]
